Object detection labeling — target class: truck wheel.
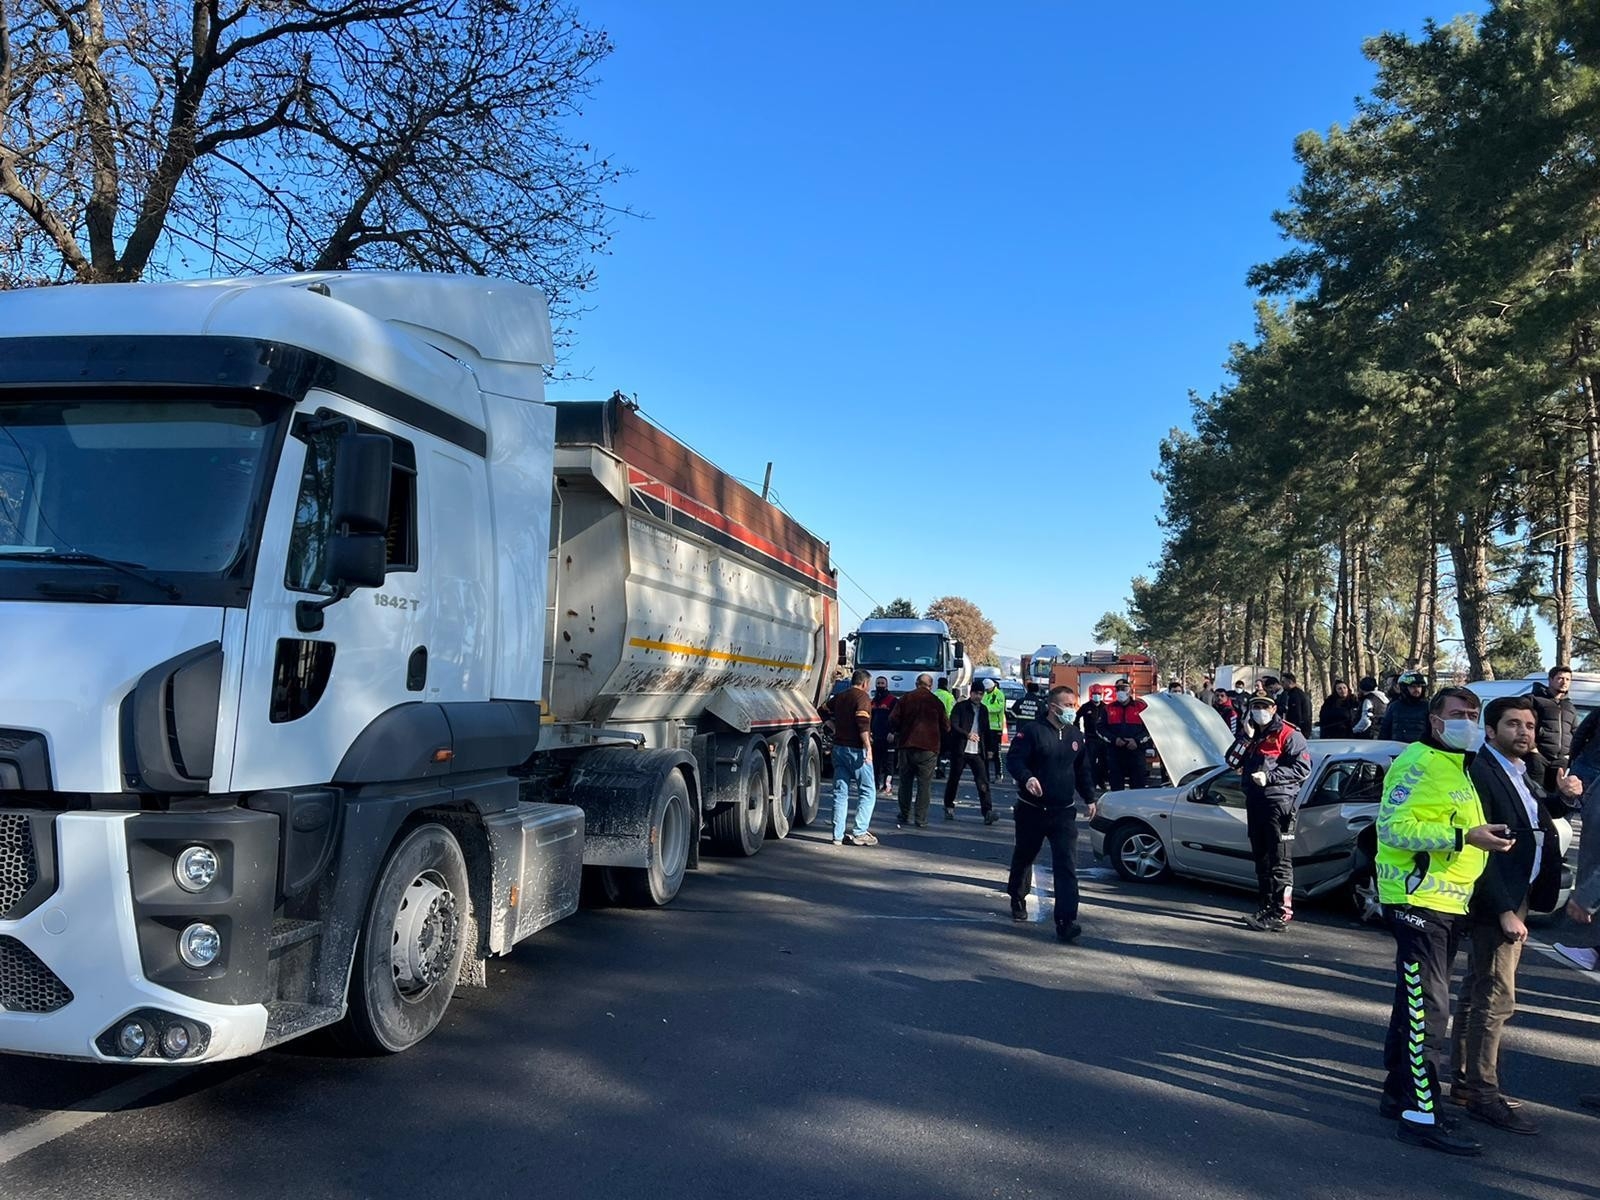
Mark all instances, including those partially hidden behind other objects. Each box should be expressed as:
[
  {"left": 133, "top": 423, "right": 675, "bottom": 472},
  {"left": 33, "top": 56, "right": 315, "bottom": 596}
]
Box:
[
  {"left": 613, "top": 770, "right": 694, "bottom": 906},
  {"left": 794, "top": 737, "right": 822, "bottom": 828},
  {"left": 708, "top": 737, "right": 768, "bottom": 856},
  {"left": 343, "top": 823, "right": 471, "bottom": 1054},
  {"left": 767, "top": 740, "right": 797, "bottom": 840}
]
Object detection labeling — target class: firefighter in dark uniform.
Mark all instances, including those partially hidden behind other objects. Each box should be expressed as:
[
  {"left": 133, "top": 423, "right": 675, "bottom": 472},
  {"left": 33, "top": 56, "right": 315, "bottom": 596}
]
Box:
[
  {"left": 1005, "top": 685, "right": 1097, "bottom": 942},
  {"left": 1233, "top": 694, "right": 1312, "bottom": 931}
]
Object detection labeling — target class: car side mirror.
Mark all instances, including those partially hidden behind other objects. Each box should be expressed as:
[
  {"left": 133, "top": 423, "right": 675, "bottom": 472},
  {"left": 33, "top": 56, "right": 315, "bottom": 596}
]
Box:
[
  {"left": 837, "top": 638, "right": 848, "bottom": 667},
  {"left": 326, "top": 532, "right": 387, "bottom": 590},
  {"left": 954, "top": 640, "right": 966, "bottom": 667}
]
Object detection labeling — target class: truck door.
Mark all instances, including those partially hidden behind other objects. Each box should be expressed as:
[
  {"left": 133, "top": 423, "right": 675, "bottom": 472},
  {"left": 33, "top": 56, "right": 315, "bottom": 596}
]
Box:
[{"left": 229, "top": 396, "right": 428, "bottom": 792}]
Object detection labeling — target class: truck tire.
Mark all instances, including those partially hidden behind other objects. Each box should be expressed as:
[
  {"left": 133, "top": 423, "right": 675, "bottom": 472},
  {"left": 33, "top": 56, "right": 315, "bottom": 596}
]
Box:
[
  {"left": 766, "top": 737, "right": 797, "bottom": 840},
  {"left": 794, "top": 736, "right": 823, "bottom": 828},
  {"left": 708, "top": 736, "right": 768, "bottom": 856},
  {"left": 343, "top": 823, "right": 471, "bottom": 1054},
  {"left": 612, "top": 769, "right": 694, "bottom": 906}
]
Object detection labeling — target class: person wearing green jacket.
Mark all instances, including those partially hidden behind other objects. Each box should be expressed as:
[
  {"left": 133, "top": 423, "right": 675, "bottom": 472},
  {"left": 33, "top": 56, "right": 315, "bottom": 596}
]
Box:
[
  {"left": 933, "top": 677, "right": 957, "bottom": 780},
  {"left": 1375, "top": 686, "right": 1514, "bottom": 1157},
  {"left": 980, "top": 679, "right": 1008, "bottom": 781}
]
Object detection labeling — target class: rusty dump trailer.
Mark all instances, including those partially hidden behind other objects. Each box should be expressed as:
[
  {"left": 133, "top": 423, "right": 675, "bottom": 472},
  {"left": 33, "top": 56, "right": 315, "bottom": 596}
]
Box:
[{"left": 542, "top": 396, "right": 840, "bottom": 876}]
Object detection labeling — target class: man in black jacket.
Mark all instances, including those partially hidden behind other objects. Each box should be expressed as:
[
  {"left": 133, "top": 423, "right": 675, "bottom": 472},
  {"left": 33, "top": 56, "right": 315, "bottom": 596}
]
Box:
[
  {"left": 1381, "top": 671, "right": 1431, "bottom": 743},
  {"left": 1279, "top": 671, "right": 1314, "bottom": 733},
  {"left": 1451, "top": 695, "right": 1581, "bottom": 1134},
  {"left": 1235, "top": 694, "right": 1312, "bottom": 932},
  {"left": 1452, "top": 694, "right": 1574, "bottom": 1139},
  {"left": 943, "top": 682, "right": 995, "bottom": 824},
  {"left": 1528, "top": 665, "right": 1578, "bottom": 793},
  {"left": 1005, "top": 685, "right": 1097, "bottom": 942}
]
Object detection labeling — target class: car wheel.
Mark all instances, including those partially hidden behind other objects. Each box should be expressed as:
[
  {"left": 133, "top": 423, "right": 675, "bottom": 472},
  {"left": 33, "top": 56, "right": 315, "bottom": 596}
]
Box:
[
  {"left": 1348, "top": 863, "right": 1384, "bottom": 925},
  {"left": 1108, "top": 822, "right": 1170, "bottom": 883}
]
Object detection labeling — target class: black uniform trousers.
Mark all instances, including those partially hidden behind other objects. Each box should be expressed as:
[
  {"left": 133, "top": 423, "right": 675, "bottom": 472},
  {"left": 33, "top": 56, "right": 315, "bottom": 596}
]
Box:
[
  {"left": 1244, "top": 795, "right": 1295, "bottom": 914},
  {"left": 1382, "top": 904, "right": 1465, "bottom": 1124},
  {"left": 983, "top": 726, "right": 1003, "bottom": 780},
  {"left": 1007, "top": 801, "right": 1079, "bottom": 929},
  {"left": 1108, "top": 744, "right": 1148, "bottom": 790},
  {"left": 942, "top": 752, "right": 992, "bottom": 814}
]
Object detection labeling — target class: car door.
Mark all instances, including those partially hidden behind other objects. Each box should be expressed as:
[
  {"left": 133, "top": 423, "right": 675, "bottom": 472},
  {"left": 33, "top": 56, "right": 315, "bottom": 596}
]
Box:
[
  {"left": 1167, "top": 768, "right": 1254, "bottom": 882},
  {"left": 1292, "top": 757, "right": 1364, "bottom": 891}
]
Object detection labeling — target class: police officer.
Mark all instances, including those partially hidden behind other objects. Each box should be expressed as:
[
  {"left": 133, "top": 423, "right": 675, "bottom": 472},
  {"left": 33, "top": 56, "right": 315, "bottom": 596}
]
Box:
[
  {"left": 1012, "top": 681, "right": 1045, "bottom": 725},
  {"left": 1005, "top": 685, "right": 1097, "bottom": 942},
  {"left": 1381, "top": 671, "right": 1431, "bottom": 743}
]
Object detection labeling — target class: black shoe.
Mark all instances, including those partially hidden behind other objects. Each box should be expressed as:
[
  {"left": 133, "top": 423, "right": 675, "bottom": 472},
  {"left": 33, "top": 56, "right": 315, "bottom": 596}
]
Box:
[
  {"left": 983, "top": 811, "right": 999, "bottom": 825},
  {"left": 897, "top": 811, "right": 911, "bottom": 825},
  {"left": 1010, "top": 899, "right": 1027, "bottom": 921},
  {"left": 944, "top": 807, "right": 956, "bottom": 821},
  {"left": 1244, "top": 907, "right": 1286, "bottom": 932},
  {"left": 1466, "top": 1095, "right": 1538, "bottom": 1135},
  {"left": 1056, "top": 922, "right": 1082, "bottom": 943},
  {"left": 1396, "top": 1119, "right": 1482, "bottom": 1156}
]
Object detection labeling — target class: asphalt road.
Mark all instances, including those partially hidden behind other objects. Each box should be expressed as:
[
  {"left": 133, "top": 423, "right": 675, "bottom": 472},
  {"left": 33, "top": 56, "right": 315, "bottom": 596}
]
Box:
[{"left": 2, "top": 774, "right": 1597, "bottom": 1200}]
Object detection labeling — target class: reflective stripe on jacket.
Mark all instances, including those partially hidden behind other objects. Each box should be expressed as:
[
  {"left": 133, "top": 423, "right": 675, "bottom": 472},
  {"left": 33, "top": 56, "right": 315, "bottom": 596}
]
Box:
[{"left": 1376, "top": 741, "right": 1489, "bottom": 914}]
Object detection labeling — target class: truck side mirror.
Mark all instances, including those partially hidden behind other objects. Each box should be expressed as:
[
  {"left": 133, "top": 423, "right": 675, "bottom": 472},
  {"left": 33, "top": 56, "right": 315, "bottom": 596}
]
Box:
[
  {"left": 296, "top": 434, "right": 393, "bottom": 632},
  {"left": 332, "top": 433, "right": 393, "bottom": 533},
  {"left": 954, "top": 641, "right": 966, "bottom": 667},
  {"left": 837, "top": 638, "right": 848, "bottom": 667}
]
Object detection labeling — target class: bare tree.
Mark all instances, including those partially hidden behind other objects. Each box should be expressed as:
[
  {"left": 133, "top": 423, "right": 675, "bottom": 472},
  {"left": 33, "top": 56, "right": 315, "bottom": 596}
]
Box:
[{"left": 0, "top": 0, "right": 627, "bottom": 343}]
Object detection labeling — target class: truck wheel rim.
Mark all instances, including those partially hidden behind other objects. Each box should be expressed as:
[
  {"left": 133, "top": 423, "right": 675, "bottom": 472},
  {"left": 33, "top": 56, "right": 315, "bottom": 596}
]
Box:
[
  {"left": 661, "top": 792, "right": 689, "bottom": 876},
  {"left": 391, "top": 870, "right": 458, "bottom": 999}
]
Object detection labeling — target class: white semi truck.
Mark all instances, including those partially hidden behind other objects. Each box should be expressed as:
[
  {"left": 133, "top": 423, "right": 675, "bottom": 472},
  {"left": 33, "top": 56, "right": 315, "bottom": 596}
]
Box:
[
  {"left": 0, "top": 273, "right": 838, "bottom": 1064},
  {"left": 845, "top": 618, "right": 969, "bottom": 698}
]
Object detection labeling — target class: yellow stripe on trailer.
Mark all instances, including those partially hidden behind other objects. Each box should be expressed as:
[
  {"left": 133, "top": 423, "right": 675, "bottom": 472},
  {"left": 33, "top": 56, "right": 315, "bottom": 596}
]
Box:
[{"left": 627, "top": 637, "right": 807, "bottom": 671}]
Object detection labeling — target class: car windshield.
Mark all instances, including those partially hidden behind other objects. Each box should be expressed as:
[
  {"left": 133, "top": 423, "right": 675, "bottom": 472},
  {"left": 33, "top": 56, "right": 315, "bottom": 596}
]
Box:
[
  {"left": 856, "top": 632, "right": 943, "bottom": 669},
  {"left": 0, "top": 398, "right": 280, "bottom": 576}
]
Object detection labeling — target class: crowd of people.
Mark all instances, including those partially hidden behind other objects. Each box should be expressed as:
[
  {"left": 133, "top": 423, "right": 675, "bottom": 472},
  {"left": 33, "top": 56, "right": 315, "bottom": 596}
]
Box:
[{"left": 823, "top": 662, "right": 1600, "bottom": 1158}]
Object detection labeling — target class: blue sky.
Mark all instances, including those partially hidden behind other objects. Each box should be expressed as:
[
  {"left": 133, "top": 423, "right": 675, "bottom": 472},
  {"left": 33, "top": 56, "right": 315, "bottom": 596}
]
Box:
[{"left": 547, "top": 1, "right": 1490, "bottom": 663}]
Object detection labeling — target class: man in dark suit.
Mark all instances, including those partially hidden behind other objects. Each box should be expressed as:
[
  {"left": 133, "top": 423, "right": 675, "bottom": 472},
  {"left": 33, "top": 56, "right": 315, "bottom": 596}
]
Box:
[{"left": 1451, "top": 694, "right": 1582, "bottom": 1134}]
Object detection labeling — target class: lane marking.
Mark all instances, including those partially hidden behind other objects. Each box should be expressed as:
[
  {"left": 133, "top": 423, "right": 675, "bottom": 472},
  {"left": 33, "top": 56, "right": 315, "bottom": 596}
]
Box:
[{"left": 0, "top": 1068, "right": 196, "bottom": 1168}]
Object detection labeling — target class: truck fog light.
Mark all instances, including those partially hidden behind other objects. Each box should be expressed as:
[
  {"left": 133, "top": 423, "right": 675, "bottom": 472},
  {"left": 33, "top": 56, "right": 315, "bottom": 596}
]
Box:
[
  {"left": 161, "top": 1023, "right": 193, "bottom": 1059},
  {"left": 178, "top": 923, "right": 221, "bottom": 968},
  {"left": 116, "top": 1020, "right": 150, "bottom": 1057},
  {"left": 174, "top": 845, "right": 220, "bottom": 893}
]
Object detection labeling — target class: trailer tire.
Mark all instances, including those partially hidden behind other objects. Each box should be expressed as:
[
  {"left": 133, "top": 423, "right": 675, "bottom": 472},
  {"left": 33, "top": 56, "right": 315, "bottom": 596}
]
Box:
[
  {"left": 766, "top": 738, "right": 797, "bottom": 841},
  {"left": 612, "top": 769, "right": 694, "bottom": 906},
  {"left": 708, "top": 736, "right": 768, "bottom": 856},
  {"left": 342, "top": 823, "right": 471, "bottom": 1054},
  {"left": 794, "top": 736, "right": 823, "bottom": 829}
]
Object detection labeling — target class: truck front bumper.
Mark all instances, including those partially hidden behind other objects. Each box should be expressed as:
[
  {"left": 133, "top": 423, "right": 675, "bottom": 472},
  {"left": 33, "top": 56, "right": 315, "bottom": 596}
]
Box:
[{"left": 0, "top": 813, "right": 268, "bottom": 1064}]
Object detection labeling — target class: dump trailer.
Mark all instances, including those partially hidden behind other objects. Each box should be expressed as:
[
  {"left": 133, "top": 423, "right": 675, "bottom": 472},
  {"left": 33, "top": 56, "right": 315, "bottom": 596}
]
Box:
[{"left": 0, "top": 274, "right": 836, "bottom": 1066}]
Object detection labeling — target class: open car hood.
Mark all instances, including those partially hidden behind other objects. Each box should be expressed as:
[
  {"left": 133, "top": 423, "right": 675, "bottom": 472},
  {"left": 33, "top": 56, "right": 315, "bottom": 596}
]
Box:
[{"left": 1136, "top": 694, "right": 1235, "bottom": 785}]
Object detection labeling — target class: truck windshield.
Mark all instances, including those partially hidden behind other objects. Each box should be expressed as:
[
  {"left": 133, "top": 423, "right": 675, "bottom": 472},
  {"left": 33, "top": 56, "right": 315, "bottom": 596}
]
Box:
[
  {"left": 856, "top": 633, "right": 944, "bottom": 670},
  {"left": 0, "top": 398, "right": 280, "bottom": 577}
]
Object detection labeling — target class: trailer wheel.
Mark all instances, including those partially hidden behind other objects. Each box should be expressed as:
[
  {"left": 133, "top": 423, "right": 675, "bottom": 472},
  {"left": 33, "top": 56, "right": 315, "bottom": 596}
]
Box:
[
  {"left": 794, "top": 737, "right": 822, "bottom": 828},
  {"left": 767, "top": 740, "right": 798, "bottom": 840},
  {"left": 343, "top": 823, "right": 470, "bottom": 1054},
  {"left": 708, "top": 736, "right": 768, "bottom": 856},
  {"left": 612, "top": 770, "right": 694, "bottom": 906}
]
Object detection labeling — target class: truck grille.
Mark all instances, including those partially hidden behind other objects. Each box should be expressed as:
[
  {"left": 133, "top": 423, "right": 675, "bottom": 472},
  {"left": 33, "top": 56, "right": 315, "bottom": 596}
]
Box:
[
  {"left": 0, "top": 936, "right": 73, "bottom": 1013},
  {"left": 0, "top": 813, "right": 38, "bottom": 919}
]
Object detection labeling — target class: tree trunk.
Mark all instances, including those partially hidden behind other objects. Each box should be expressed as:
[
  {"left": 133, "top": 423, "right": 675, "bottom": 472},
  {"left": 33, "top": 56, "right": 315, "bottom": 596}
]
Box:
[
  {"left": 1450, "top": 511, "right": 1494, "bottom": 682},
  {"left": 1585, "top": 374, "right": 1600, "bottom": 637},
  {"left": 1556, "top": 452, "right": 1576, "bottom": 664},
  {"left": 1331, "top": 531, "right": 1347, "bottom": 687},
  {"left": 1243, "top": 595, "right": 1256, "bottom": 671},
  {"left": 1408, "top": 548, "right": 1430, "bottom": 668}
]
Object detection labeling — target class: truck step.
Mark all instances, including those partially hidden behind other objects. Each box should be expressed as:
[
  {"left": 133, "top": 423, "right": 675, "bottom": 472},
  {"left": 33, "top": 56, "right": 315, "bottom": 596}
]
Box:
[
  {"left": 268, "top": 918, "right": 322, "bottom": 953},
  {"left": 262, "top": 1000, "right": 343, "bottom": 1047}
]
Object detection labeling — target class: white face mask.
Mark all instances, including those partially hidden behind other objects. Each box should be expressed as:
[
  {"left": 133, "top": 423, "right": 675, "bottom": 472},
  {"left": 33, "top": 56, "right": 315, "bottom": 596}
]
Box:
[
  {"left": 1248, "top": 708, "right": 1273, "bottom": 727},
  {"left": 1051, "top": 704, "right": 1076, "bottom": 725},
  {"left": 1438, "top": 719, "right": 1484, "bottom": 752},
  {"left": 1115, "top": 689, "right": 1130, "bottom": 702}
]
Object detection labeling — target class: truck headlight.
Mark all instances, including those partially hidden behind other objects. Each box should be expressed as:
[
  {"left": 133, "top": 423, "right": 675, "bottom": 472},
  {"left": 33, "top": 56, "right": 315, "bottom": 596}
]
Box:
[
  {"left": 178, "top": 923, "right": 222, "bottom": 968},
  {"left": 174, "top": 845, "right": 220, "bottom": 893}
]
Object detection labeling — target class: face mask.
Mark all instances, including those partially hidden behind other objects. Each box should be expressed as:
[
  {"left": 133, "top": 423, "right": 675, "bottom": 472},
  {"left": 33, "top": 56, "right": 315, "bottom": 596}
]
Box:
[
  {"left": 1115, "top": 689, "right": 1130, "bottom": 701},
  {"left": 1051, "top": 704, "right": 1075, "bottom": 725},
  {"left": 1438, "top": 719, "right": 1484, "bottom": 752},
  {"left": 1248, "top": 708, "right": 1273, "bottom": 727}
]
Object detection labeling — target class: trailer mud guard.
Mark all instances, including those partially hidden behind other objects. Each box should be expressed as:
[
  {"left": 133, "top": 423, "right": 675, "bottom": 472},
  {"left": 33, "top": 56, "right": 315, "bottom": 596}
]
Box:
[{"left": 567, "top": 746, "right": 698, "bottom": 868}]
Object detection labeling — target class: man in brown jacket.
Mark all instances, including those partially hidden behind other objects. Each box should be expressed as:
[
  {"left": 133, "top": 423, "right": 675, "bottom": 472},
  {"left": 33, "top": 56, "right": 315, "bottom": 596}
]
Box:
[{"left": 893, "top": 673, "right": 951, "bottom": 827}]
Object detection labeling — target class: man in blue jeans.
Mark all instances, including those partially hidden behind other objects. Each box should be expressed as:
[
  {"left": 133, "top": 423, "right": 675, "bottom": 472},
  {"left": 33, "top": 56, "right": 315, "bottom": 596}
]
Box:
[{"left": 829, "top": 668, "right": 879, "bottom": 846}]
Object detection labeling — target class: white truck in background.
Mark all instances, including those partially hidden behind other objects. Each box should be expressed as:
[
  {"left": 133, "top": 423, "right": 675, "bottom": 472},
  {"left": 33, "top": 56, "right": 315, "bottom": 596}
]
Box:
[
  {"left": 845, "top": 617, "right": 970, "bottom": 697},
  {"left": 0, "top": 273, "right": 837, "bottom": 1064}
]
